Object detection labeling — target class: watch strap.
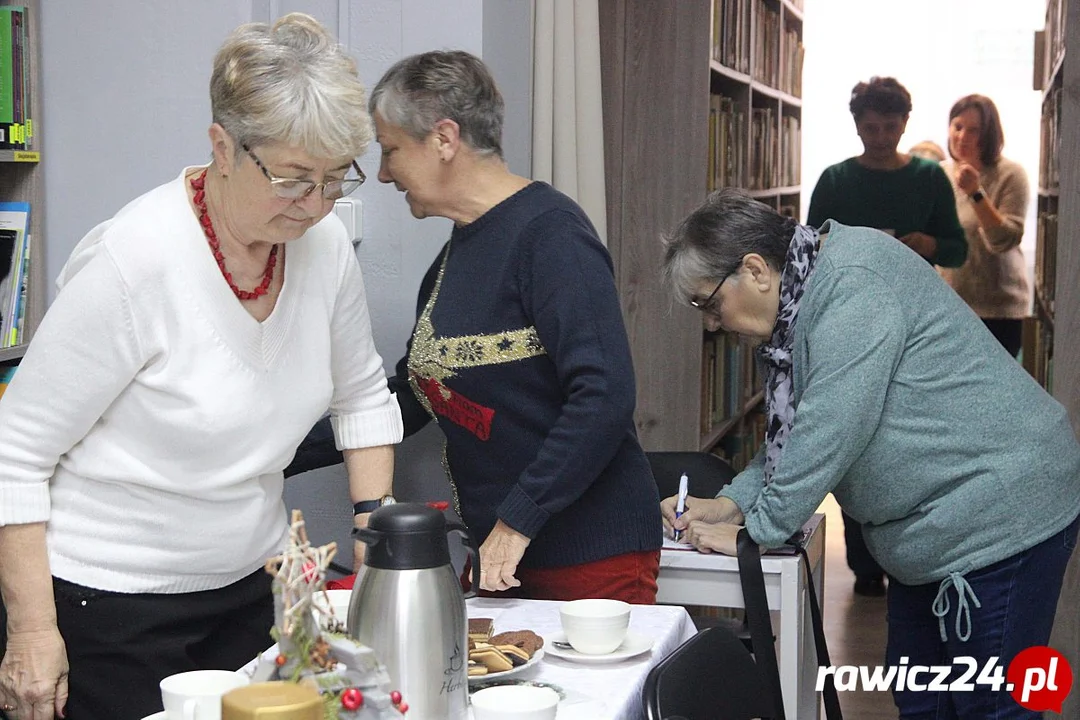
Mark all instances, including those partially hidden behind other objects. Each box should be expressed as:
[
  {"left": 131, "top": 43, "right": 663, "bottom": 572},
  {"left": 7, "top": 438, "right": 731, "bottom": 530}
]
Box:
[{"left": 353, "top": 499, "right": 382, "bottom": 515}]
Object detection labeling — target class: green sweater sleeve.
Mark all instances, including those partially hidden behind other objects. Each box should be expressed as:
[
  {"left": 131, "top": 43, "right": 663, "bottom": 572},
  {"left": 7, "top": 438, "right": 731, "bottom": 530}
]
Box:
[
  {"left": 926, "top": 165, "right": 967, "bottom": 267},
  {"left": 806, "top": 169, "right": 833, "bottom": 228},
  {"left": 741, "top": 264, "right": 906, "bottom": 547}
]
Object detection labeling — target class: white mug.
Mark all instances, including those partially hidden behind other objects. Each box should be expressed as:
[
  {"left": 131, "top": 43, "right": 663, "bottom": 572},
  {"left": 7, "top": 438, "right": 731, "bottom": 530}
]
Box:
[{"left": 160, "top": 670, "right": 249, "bottom": 720}]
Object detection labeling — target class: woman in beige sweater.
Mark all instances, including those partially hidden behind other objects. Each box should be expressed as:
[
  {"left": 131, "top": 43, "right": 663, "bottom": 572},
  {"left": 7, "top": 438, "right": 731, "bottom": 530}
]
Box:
[{"left": 939, "top": 94, "right": 1030, "bottom": 357}]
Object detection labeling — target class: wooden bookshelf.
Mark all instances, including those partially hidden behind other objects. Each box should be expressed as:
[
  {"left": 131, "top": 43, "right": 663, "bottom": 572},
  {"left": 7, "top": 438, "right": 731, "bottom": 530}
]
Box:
[
  {"left": 0, "top": 0, "right": 44, "bottom": 366},
  {"left": 598, "top": 0, "right": 803, "bottom": 468},
  {"left": 1039, "top": 0, "right": 1080, "bottom": 716},
  {"left": 1028, "top": 0, "right": 1065, "bottom": 390}
]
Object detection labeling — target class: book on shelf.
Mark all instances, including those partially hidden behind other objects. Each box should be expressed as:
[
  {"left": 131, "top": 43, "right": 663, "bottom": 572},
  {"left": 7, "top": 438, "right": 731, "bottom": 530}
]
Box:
[
  {"left": 700, "top": 332, "right": 762, "bottom": 438},
  {"left": 0, "top": 5, "right": 31, "bottom": 150},
  {"left": 0, "top": 363, "right": 15, "bottom": 402},
  {"left": 708, "top": 93, "right": 746, "bottom": 190},
  {"left": 713, "top": 0, "right": 750, "bottom": 74},
  {"left": 1035, "top": 211, "right": 1057, "bottom": 313},
  {"left": 1040, "top": 86, "right": 1061, "bottom": 190},
  {"left": 0, "top": 201, "right": 30, "bottom": 347}
]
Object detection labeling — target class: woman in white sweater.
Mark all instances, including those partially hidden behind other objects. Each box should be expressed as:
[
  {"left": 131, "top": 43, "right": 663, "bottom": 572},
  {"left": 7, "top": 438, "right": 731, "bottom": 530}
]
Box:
[
  {"left": 938, "top": 94, "right": 1031, "bottom": 357},
  {"left": 0, "top": 14, "right": 402, "bottom": 719}
]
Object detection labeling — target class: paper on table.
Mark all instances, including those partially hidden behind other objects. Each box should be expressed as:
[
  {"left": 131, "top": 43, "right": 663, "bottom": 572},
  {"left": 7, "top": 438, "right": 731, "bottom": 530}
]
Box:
[{"left": 662, "top": 535, "right": 695, "bottom": 551}]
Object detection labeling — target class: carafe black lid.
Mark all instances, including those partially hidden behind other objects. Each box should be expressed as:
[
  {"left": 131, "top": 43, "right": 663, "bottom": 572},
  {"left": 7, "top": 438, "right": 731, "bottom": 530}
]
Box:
[{"left": 353, "top": 502, "right": 451, "bottom": 570}]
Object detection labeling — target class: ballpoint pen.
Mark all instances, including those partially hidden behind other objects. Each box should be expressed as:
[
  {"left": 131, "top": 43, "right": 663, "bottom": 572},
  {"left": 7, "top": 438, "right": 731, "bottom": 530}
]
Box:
[{"left": 674, "top": 472, "right": 688, "bottom": 542}]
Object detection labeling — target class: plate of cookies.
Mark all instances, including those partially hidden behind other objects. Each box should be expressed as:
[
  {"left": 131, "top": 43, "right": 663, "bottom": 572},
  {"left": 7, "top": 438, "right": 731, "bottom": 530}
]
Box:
[{"left": 467, "top": 618, "right": 545, "bottom": 684}]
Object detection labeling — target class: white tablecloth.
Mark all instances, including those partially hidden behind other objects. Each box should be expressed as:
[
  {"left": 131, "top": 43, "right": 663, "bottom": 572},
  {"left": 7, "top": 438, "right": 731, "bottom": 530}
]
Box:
[
  {"left": 241, "top": 598, "right": 697, "bottom": 720},
  {"left": 466, "top": 598, "right": 697, "bottom": 720}
]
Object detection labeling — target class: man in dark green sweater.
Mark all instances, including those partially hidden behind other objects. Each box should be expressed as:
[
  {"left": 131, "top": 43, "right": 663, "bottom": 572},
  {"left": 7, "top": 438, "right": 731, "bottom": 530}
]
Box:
[{"left": 807, "top": 76, "right": 967, "bottom": 595}]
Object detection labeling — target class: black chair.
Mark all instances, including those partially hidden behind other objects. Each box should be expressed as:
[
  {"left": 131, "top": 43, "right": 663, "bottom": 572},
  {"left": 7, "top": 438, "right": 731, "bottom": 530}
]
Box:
[
  {"left": 646, "top": 451, "right": 737, "bottom": 502},
  {"left": 642, "top": 625, "right": 779, "bottom": 720}
]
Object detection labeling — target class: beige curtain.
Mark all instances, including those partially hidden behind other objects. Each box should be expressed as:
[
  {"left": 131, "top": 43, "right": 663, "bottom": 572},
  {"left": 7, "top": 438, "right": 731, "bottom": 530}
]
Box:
[{"left": 532, "top": 0, "right": 608, "bottom": 245}]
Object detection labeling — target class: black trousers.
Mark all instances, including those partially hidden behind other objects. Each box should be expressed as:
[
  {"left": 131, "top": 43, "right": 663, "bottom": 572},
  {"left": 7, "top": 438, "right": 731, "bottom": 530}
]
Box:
[
  {"left": 981, "top": 318, "right": 1023, "bottom": 359},
  {"left": 843, "top": 510, "right": 884, "bottom": 580},
  {"left": 1, "top": 570, "right": 273, "bottom": 720}
]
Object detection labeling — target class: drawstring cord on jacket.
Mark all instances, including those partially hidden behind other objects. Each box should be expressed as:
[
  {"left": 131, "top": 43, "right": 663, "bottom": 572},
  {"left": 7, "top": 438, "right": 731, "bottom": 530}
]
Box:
[{"left": 932, "top": 571, "right": 982, "bottom": 642}]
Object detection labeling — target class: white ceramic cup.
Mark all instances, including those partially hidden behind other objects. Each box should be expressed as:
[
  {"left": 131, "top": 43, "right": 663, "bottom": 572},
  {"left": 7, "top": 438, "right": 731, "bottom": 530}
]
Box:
[
  {"left": 559, "top": 598, "right": 631, "bottom": 655},
  {"left": 160, "top": 670, "right": 249, "bottom": 720},
  {"left": 471, "top": 685, "right": 559, "bottom": 720}
]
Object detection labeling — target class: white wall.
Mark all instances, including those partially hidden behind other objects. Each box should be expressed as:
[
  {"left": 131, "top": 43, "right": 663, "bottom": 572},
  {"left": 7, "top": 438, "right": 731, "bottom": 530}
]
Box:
[
  {"left": 39, "top": 0, "right": 532, "bottom": 564},
  {"left": 801, "top": 0, "right": 1045, "bottom": 275}
]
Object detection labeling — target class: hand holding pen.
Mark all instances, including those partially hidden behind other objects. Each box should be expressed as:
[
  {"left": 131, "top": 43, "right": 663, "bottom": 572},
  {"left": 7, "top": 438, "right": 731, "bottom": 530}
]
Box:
[{"left": 674, "top": 472, "right": 689, "bottom": 542}]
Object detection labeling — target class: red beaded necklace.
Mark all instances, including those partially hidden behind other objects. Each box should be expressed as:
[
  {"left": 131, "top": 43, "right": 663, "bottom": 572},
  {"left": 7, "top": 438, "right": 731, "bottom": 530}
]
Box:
[{"left": 191, "top": 169, "right": 278, "bottom": 301}]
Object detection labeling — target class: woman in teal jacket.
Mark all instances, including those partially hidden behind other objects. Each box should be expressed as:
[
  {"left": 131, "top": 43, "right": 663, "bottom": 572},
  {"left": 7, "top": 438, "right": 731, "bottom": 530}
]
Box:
[{"left": 661, "top": 189, "right": 1080, "bottom": 719}]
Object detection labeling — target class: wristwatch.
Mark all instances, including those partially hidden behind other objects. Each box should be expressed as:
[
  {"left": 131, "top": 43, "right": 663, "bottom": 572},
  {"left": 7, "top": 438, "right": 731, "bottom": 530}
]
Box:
[
  {"left": 353, "top": 494, "right": 396, "bottom": 515},
  {"left": 970, "top": 189, "right": 985, "bottom": 204}
]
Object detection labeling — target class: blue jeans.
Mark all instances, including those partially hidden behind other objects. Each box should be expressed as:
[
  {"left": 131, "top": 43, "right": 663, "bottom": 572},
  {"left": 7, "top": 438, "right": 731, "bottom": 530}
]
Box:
[{"left": 886, "top": 513, "right": 1080, "bottom": 719}]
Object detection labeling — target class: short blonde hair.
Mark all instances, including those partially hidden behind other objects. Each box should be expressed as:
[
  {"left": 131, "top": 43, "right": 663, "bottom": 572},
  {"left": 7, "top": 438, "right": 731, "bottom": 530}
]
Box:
[{"left": 210, "top": 13, "right": 373, "bottom": 160}]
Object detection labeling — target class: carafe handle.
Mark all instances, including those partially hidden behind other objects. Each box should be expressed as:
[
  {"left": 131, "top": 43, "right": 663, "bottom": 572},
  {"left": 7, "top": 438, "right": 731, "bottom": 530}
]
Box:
[{"left": 447, "top": 522, "right": 480, "bottom": 599}]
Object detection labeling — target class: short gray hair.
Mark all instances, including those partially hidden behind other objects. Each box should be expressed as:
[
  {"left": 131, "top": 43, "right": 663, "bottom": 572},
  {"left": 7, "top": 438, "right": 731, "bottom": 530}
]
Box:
[
  {"left": 662, "top": 189, "right": 796, "bottom": 305},
  {"left": 210, "top": 13, "right": 373, "bottom": 160},
  {"left": 369, "top": 50, "right": 504, "bottom": 158}
]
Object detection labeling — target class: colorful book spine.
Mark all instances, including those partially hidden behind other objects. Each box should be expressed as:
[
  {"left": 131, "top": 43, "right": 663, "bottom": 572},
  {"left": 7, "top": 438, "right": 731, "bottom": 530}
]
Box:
[{"left": 0, "top": 8, "right": 13, "bottom": 150}]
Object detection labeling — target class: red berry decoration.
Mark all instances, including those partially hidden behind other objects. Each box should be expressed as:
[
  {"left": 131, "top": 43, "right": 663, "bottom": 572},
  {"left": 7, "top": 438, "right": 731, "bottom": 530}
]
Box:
[
  {"left": 340, "top": 688, "right": 363, "bottom": 711},
  {"left": 397, "top": 701, "right": 409, "bottom": 714},
  {"left": 274, "top": 653, "right": 287, "bottom": 667},
  {"left": 390, "top": 690, "right": 402, "bottom": 705},
  {"left": 301, "top": 560, "right": 317, "bottom": 583}
]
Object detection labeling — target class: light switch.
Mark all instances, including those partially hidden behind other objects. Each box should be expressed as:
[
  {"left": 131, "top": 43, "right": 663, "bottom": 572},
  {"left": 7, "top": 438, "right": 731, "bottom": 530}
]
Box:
[{"left": 333, "top": 198, "right": 363, "bottom": 246}]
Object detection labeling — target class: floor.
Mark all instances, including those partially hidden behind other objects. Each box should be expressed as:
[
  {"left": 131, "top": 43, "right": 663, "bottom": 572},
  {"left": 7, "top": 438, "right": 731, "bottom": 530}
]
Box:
[{"left": 819, "top": 494, "right": 897, "bottom": 719}]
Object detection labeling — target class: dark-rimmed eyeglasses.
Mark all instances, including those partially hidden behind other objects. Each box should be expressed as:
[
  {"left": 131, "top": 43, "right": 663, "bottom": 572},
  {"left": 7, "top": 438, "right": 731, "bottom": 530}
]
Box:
[
  {"left": 243, "top": 144, "right": 366, "bottom": 200},
  {"left": 689, "top": 274, "right": 730, "bottom": 316}
]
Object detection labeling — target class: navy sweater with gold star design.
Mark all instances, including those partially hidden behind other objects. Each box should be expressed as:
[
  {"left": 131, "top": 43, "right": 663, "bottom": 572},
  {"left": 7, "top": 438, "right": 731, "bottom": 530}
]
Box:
[{"left": 288, "top": 182, "right": 662, "bottom": 569}]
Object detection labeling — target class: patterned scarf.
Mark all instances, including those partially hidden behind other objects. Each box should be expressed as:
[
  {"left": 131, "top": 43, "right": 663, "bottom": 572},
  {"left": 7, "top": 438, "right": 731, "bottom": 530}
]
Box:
[{"left": 758, "top": 224, "right": 820, "bottom": 483}]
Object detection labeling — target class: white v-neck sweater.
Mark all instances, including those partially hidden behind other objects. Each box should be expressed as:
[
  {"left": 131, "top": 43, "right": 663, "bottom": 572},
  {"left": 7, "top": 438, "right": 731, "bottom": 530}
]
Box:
[{"left": 0, "top": 167, "right": 402, "bottom": 593}]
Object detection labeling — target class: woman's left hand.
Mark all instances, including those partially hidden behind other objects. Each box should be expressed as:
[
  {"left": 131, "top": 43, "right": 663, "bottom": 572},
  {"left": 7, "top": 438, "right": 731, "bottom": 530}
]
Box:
[
  {"left": 479, "top": 520, "right": 531, "bottom": 592},
  {"left": 681, "top": 520, "right": 743, "bottom": 556}
]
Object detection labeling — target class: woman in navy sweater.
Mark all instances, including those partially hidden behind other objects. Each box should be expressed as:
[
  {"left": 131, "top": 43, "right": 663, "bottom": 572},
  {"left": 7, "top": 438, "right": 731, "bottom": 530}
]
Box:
[{"left": 292, "top": 50, "right": 662, "bottom": 602}]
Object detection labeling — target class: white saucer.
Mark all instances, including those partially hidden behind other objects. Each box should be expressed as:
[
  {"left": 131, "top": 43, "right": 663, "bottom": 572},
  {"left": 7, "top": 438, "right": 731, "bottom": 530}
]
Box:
[
  {"left": 468, "top": 647, "right": 545, "bottom": 685},
  {"left": 544, "top": 631, "right": 653, "bottom": 664},
  {"left": 141, "top": 713, "right": 167, "bottom": 720}
]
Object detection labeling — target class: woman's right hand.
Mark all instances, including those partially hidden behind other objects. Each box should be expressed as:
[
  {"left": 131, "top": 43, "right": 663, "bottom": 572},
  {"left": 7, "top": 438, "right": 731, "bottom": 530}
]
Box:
[
  {"left": 0, "top": 626, "right": 69, "bottom": 719},
  {"left": 661, "top": 495, "right": 744, "bottom": 538}
]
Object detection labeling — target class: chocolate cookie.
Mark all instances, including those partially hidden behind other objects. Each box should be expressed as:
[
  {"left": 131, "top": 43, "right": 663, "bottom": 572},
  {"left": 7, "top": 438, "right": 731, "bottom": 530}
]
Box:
[{"left": 488, "top": 629, "right": 544, "bottom": 657}]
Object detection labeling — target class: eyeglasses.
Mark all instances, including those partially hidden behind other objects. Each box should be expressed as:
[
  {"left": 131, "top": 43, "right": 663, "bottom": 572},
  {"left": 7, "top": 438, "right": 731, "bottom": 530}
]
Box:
[
  {"left": 688, "top": 273, "right": 732, "bottom": 316},
  {"left": 243, "top": 144, "right": 366, "bottom": 200}
]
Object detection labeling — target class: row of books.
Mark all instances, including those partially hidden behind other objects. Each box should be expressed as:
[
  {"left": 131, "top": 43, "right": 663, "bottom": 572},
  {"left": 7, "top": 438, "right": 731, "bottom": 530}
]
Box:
[
  {"left": 0, "top": 5, "right": 32, "bottom": 150},
  {"left": 707, "top": 94, "right": 746, "bottom": 190},
  {"left": 1043, "top": 0, "right": 1066, "bottom": 86},
  {"left": 0, "top": 201, "right": 30, "bottom": 347},
  {"left": 712, "top": 0, "right": 751, "bottom": 75},
  {"left": 751, "top": 2, "right": 800, "bottom": 97},
  {"left": 1039, "top": 86, "right": 1061, "bottom": 191},
  {"left": 700, "top": 331, "right": 762, "bottom": 436},
  {"left": 777, "top": 25, "right": 804, "bottom": 98},
  {"left": 711, "top": 411, "right": 767, "bottom": 473},
  {"left": 707, "top": 94, "right": 802, "bottom": 192},
  {"left": 711, "top": 0, "right": 803, "bottom": 99},
  {"left": 1034, "top": 211, "right": 1057, "bottom": 313}
]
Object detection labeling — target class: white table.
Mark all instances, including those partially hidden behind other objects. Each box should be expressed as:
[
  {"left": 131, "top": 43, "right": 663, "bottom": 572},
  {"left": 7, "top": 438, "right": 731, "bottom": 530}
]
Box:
[
  {"left": 466, "top": 598, "right": 697, "bottom": 720},
  {"left": 656, "top": 513, "right": 826, "bottom": 720},
  {"left": 241, "top": 598, "right": 696, "bottom": 720}
]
